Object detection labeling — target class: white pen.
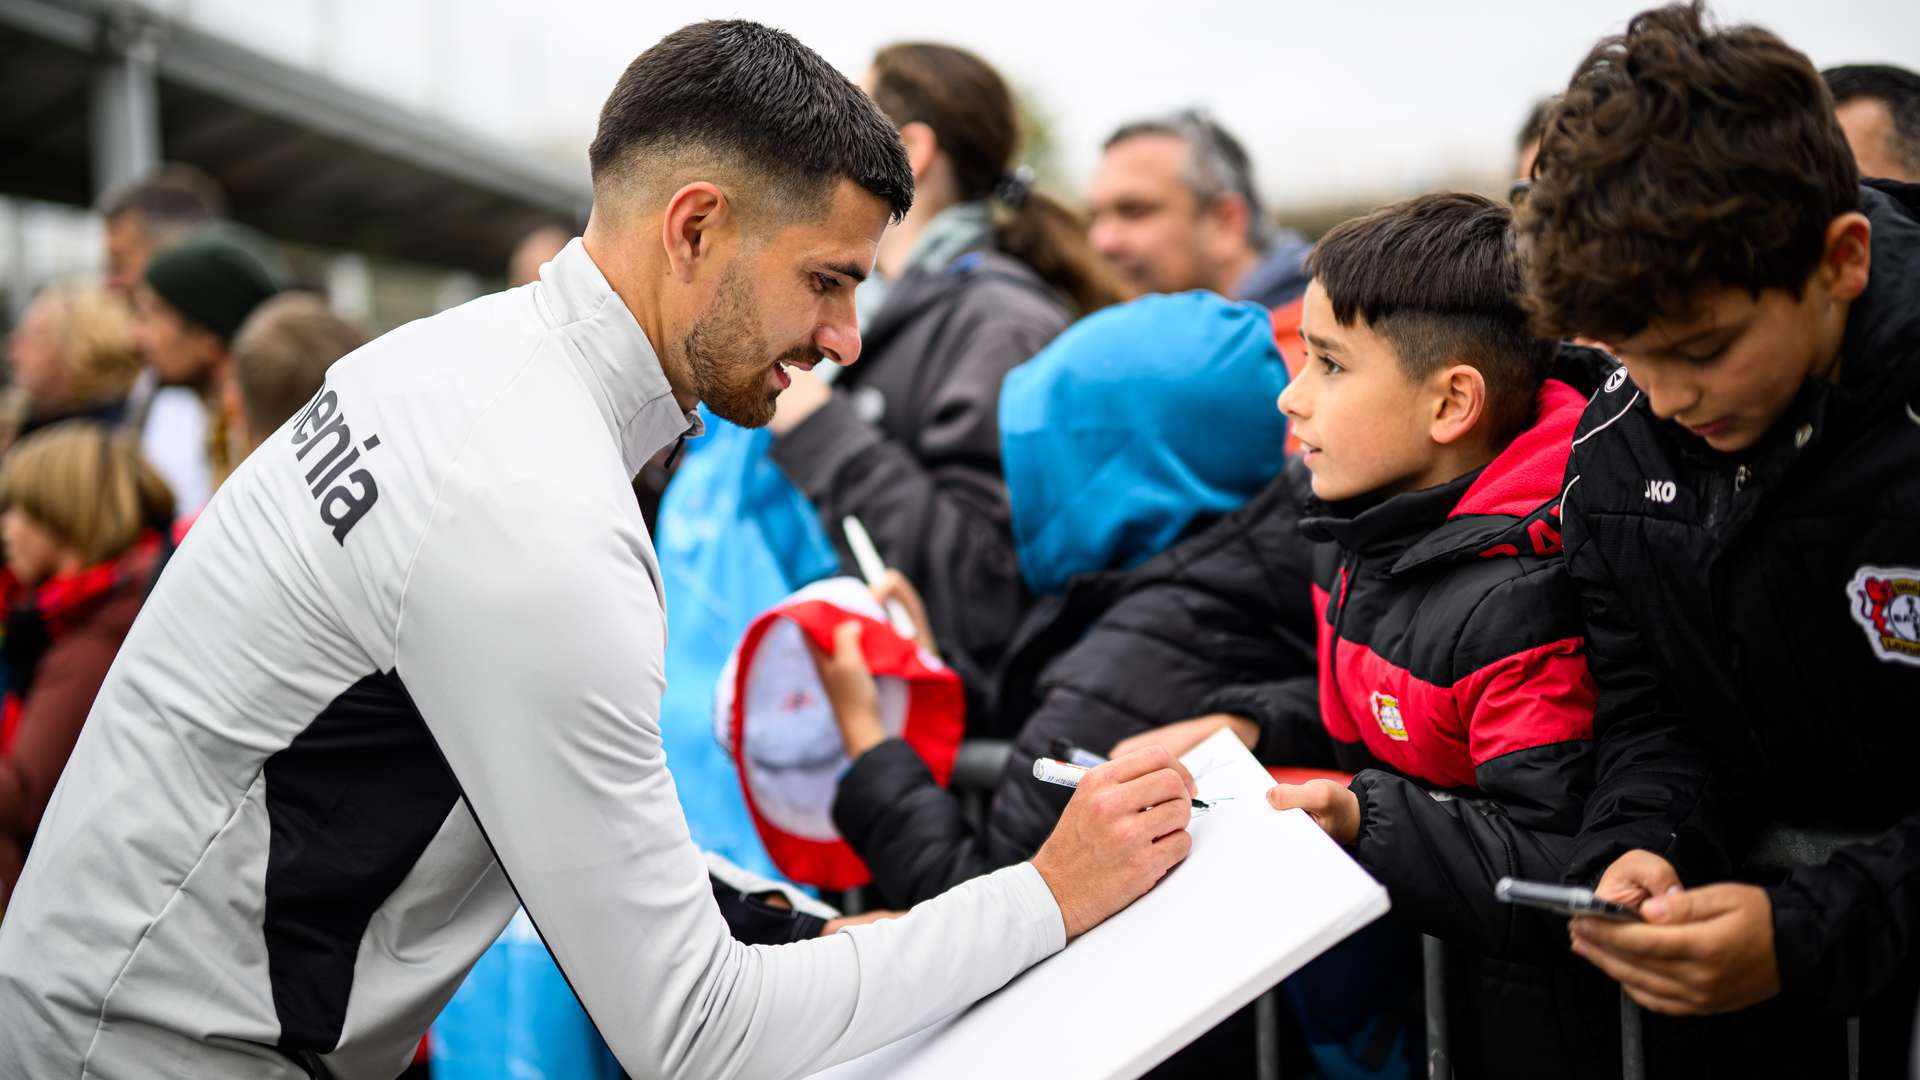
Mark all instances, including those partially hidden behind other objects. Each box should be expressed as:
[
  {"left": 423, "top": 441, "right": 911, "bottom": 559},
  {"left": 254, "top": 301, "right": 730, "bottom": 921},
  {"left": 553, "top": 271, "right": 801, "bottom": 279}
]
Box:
[
  {"left": 842, "top": 515, "right": 919, "bottom": 640},
  {"left": 1031, "top": 757, "right": 1209, "bottom": 810}
]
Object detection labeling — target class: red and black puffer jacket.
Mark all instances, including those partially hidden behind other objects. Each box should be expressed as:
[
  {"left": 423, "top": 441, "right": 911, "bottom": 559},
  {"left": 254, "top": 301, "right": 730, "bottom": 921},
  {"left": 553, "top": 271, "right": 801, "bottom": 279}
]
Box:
[{"left": 1213, "top": 345, "right": 1614, "bottom": 960}]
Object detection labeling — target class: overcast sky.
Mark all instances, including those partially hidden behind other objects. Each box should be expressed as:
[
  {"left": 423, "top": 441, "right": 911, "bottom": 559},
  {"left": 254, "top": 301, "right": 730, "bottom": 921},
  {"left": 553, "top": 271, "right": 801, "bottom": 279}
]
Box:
[{"left": 149, "top": 0, "right": 1920, "bottom": 209}]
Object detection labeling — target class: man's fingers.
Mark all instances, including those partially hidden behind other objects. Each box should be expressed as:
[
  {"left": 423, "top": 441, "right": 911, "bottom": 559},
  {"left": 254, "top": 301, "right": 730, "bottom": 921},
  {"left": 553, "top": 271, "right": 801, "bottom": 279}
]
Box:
[
  {"left": 1169, "top": 758, "right": 1197, "bottom": 797},
  {"left": 1111, "top": 768, "right": 1192, "bottom": 815},
  {"left": 1151, "top": 827, "right": 1193, "bottom": 871},
  {"left": 1097, "top": 747, "right": 1197, "bottom": 797},
  {"left": 1135, "top": 795, "right": 1192, "bottom": 842}
]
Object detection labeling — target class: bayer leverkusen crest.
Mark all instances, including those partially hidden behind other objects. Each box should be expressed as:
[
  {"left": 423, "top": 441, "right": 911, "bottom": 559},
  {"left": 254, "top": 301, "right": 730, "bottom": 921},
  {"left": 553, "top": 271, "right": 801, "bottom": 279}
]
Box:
[{"left": 1848, "top": 566, "right": 1920, "bottom": 668}]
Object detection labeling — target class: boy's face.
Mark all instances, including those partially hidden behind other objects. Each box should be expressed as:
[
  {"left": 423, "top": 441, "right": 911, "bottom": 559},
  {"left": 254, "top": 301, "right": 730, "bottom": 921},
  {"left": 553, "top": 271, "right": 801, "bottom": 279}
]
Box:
[
  {"left": 1279, "top": 280, "right": 1445, "bottom": 502},
  {"left": 1600, "top": 215, "right": 1871, "bottom": 454}
]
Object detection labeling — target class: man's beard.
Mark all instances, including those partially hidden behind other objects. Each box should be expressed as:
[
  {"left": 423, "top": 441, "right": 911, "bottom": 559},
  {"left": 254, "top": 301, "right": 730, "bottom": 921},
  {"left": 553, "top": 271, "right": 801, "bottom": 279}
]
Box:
[{"left": 681, "top": 264, "right": 811, "bottom": 429}]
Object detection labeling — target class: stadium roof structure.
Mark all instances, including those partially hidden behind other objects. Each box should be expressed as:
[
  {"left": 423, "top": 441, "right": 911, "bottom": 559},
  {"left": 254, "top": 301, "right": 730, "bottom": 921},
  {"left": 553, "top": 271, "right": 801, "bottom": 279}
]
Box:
[{"left": 0, "top": 0, "right": 590, "bottom": 275}]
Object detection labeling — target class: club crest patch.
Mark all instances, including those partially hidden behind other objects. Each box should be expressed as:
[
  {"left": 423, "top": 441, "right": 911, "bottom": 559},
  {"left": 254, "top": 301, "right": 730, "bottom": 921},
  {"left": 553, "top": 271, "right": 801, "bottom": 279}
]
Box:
[
  {"left": 1849, "top": 566, "right": 1920, "bottom": 668},
  {"left": 1370, "top": 691, "right": 1409, "bottom": 742}
]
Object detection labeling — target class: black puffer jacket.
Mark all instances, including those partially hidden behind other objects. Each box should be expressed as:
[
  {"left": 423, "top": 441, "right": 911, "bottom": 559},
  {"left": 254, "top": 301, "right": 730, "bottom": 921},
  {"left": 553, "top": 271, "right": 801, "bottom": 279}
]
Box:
[
  {"left": 832, "top": 467, "right": 1319, "bottom": 908},
  {"left": 771, "top": 249, "right": 1068, "bottom": 728},
  {"left": 1560, "top": 181, "right": 1920, "bottom": 1026},
  {"left": 1208, "top": 347, "right": 1612, "bottom": 962}
]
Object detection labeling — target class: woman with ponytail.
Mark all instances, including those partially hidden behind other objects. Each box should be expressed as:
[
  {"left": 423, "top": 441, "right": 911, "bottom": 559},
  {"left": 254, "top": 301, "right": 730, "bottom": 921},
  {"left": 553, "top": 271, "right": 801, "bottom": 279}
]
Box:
[{"left": 768, "top": 42, "right": 1125, "bottom": 725}]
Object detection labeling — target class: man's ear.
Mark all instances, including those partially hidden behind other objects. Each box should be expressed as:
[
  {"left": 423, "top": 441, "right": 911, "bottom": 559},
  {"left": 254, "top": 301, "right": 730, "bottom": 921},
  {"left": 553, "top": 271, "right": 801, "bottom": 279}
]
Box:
[
  {"left": 660, "top": 181, "right": 734, "bottom": 284},
  {"left": 1203, "top": 191, "right": 1252, "bottom": 250},
  {"left": 899, "top": 122, "right": 939, "bottom": 183},
  {"left": 1818, "top": 211, "right": 1872, "bottom": 303},
  {"left": 1429, "top": 363, "right": 1488, "bottom": 446}
]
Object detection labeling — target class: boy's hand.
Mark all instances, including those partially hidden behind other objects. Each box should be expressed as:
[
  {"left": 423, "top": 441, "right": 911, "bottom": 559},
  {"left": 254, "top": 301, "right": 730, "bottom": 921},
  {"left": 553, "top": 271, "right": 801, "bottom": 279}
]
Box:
[
  {"left": 1266, "top": 779, "right": 1360, "bottom": 844},
  {"left": 870, "top": 570, "right": 939, "bottom": 658},
  {"left": 1592, "top": 848, "right": 1684, "bottom": 908},
  {"left": 1111, "top": 713, "right": 1259, "bottom": 762},
  {"left": 1570, "top": 881, "right": 1780, "bottom": 1016},
  {"left": 805, "top": 621, "right": 886, "bottom": 758}
]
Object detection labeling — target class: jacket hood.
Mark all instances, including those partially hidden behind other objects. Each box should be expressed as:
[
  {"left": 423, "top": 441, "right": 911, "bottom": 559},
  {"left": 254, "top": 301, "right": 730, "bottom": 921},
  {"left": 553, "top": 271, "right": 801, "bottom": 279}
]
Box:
[
  {"left": 1234, "top": 229, "right": 1314, "bottom": 310},
  {"left": 1000, "top": 291, "right": 1291, "bottom": 595}
]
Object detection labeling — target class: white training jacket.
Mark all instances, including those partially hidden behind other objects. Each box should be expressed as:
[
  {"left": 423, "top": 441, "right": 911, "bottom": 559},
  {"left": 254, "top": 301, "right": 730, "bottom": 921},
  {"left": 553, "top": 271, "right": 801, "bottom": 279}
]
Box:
[{"left": 0, "top": 239, "right": 1065, "bottom": 1080}]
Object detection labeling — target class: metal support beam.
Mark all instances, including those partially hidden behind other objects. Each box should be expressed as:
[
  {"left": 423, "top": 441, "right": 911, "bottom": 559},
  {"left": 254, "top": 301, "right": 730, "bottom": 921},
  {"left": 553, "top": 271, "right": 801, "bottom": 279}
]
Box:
[{"left": 89, "top": 4, "right": 163, "bottom": 200}]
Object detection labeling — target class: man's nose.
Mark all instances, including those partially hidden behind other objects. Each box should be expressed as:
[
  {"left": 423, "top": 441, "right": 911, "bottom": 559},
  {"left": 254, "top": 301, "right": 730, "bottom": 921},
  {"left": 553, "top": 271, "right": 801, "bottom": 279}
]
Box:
[{"left": 817, "top": 307, "right": 861, "bottom": 368}]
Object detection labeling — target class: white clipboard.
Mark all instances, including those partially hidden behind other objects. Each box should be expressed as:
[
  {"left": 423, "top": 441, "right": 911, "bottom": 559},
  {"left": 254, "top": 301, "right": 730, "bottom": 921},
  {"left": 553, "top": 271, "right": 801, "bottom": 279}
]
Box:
[{"left": 808, "top": 728, "right": 1391, "bottom": 1080}]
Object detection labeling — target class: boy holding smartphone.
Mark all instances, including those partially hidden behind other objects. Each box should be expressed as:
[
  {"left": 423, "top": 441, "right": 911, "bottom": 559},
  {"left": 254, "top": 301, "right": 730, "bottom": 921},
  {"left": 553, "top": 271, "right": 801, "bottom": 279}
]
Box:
[{"left": 1517, "top": 3, "right": 1920, "bottom": 1072}]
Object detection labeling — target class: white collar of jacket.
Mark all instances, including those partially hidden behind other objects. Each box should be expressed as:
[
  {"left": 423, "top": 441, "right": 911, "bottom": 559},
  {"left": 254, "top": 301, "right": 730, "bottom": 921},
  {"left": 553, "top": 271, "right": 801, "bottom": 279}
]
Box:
[{"left": 534, "top": 238, "right": 705, "bottom": 477}]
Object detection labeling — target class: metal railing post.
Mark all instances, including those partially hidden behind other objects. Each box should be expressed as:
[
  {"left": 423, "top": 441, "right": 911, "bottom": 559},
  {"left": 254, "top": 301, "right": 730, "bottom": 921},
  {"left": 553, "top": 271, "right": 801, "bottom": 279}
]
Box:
[{"left": 1422, "top": 934, "right": 1449, "bottom": 1079}]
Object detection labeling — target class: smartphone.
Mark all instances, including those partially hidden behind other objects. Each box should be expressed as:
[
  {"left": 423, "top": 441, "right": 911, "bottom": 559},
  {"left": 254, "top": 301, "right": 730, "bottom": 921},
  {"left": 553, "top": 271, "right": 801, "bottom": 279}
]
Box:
[{"left": 1494, "top": 877, "right": 1642, "bottom": 921}]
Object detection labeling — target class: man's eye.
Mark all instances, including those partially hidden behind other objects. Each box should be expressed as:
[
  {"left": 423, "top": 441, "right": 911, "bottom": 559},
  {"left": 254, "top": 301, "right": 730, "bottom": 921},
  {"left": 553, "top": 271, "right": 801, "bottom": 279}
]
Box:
[{"left": 814, "top": 273, "right": 839, "bottom": 293}]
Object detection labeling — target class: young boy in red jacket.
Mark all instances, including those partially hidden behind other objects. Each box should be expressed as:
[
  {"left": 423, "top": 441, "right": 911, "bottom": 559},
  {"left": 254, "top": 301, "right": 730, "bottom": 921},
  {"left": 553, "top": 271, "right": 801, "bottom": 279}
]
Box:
[{"left": 1125, "top": 191, "right": 1618, "bottom": 1075}]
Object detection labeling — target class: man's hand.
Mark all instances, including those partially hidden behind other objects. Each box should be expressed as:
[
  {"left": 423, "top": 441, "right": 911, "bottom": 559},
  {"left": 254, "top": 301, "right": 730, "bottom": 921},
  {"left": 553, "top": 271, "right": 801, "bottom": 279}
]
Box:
[
  {"left": 1029, "top": 748, "right": 1197, "bottom": 939},
  {"left": 1570, "top": 880, "right": 1781, "bottom": 1016},
  {"left": 770, "top": 367, "right": 834, "bottom": 435},
  {"left": 1110, "top": 713, "right": 1259, "bottom": 762},
  {"left": 821, "top": 910, "right": 902, "bottom": 935},
  {"left": 806, "top": 622, "right": 886, "bottom": 758},
  {"left": 1266, "top": 779, "right": 1361, "bottom": 844}
]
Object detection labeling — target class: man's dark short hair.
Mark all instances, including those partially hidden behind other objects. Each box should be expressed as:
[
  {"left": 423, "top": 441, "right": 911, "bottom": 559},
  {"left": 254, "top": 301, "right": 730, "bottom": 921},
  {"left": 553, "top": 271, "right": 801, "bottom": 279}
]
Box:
[
  {"left": 588, "top": 20, "right": 913, "bottom": 223},
  {"left": 1823, "top": 62, "right": 1920, "bottom": 178},
  {"left": 99, "top": 163, "right": 226, "bottom": 231},
  {"left": 1517, "top": 2, "right": 1859, "bottom": 343},
  {"left": 1309, "top": 192, "right": 1556, "bottom": 444},
  {"left": 1104, "top": 110, "right": 1272, "bottom": 248}
]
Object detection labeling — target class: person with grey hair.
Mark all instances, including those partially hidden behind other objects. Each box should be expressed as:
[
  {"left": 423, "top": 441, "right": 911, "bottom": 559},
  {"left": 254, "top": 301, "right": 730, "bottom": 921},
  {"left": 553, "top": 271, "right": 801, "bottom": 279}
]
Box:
[
  {"left": 98, "top": 163, "right": 232, "bottom": 518},
  {"left": 1087, "top": 109, "right": 1311, "bottom": 307},
  {"left": 99, "top": 163, "right": 228, "bottom": 296}
]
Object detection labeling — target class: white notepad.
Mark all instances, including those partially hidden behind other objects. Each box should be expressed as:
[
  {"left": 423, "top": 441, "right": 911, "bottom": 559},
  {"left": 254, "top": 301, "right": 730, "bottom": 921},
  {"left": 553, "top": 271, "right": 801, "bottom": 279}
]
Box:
[{"left": 809, "top": 728, "right": 1391, "bottom": 1080}]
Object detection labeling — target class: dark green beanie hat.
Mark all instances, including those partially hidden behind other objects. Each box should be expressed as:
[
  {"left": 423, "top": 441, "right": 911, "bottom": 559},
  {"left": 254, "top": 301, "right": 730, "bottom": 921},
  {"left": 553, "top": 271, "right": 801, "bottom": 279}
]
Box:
[{"left": 143, "top": 230, "right": 283, "bottom": 344}]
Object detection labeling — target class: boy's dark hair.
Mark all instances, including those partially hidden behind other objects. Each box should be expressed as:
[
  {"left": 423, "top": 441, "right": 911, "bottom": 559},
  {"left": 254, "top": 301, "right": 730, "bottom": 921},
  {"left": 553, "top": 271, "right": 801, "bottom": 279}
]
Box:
[
  {"left": 1823, "top": 63, "right": 1920, "bottom": 178},
  {"left": 99, "top": 163, "right": 226, "bottom": 231},
  {"left": 589, "top": 20, "right": 913, "bottom": 223},
  {"left": 1309, "top": 192, "right": 1555, "bottom": 444},
  {"left": 1517, "top": 2, "right": 1859, "bottom": 342}
]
